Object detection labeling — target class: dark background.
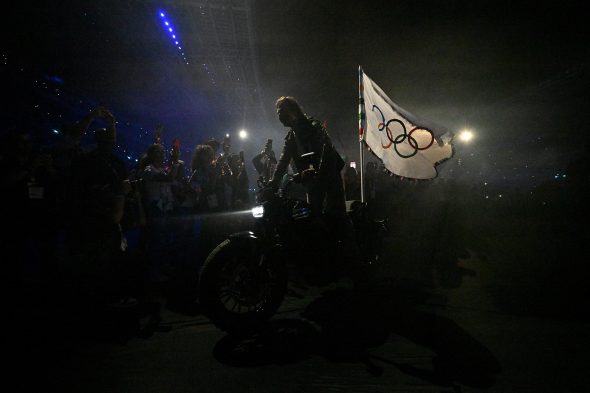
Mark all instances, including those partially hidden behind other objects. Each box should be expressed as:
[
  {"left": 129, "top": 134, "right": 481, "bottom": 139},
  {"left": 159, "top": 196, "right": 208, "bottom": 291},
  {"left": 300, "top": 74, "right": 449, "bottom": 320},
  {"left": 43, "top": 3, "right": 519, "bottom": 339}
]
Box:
[{"left": 4, "top": 0, "right": 589, "bottom": 189}]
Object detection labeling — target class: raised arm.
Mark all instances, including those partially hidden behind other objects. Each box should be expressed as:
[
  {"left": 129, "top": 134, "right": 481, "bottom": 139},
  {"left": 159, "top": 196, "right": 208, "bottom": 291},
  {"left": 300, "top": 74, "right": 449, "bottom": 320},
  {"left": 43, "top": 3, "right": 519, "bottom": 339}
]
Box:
[{"left": 69, "top": 106, "right": 110, "bottom": 140}]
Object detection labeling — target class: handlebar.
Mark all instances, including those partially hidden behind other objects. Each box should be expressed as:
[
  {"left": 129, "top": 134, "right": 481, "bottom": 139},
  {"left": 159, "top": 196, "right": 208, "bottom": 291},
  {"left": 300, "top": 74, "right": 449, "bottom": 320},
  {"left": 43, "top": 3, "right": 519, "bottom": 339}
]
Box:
[{"left": 255, "top": 172, "right": 304, "bottom": 204}]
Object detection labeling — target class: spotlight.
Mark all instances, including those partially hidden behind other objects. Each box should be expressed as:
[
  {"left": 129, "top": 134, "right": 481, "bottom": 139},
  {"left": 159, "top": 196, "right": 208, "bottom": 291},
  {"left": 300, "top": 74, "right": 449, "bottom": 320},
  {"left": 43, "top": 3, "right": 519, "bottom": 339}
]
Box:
[{"left": 459, "top": 129, "right": 474, "bottom": 143}]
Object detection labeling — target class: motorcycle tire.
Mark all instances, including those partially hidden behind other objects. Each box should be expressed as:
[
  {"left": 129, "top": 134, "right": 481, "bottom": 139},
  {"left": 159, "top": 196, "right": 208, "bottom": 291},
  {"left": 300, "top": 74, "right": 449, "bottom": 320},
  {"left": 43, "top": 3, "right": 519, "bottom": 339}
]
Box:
[{"left": 198, "top": 238, "right": 287, "bottom": 334}]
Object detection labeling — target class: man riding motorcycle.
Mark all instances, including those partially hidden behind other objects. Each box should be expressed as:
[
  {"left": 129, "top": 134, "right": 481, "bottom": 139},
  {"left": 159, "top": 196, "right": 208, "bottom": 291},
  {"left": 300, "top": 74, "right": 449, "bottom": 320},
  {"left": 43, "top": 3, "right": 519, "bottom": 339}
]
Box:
[{"left": 269, "top": 96, "right": 357, "bottom": 257}]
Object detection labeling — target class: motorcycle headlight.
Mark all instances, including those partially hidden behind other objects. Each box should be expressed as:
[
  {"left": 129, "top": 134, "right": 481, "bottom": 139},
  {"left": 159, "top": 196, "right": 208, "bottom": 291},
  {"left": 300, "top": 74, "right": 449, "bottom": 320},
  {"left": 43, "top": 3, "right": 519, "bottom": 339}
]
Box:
[{"left": 251, "top": 205, "right": 265, "bottom": 218}]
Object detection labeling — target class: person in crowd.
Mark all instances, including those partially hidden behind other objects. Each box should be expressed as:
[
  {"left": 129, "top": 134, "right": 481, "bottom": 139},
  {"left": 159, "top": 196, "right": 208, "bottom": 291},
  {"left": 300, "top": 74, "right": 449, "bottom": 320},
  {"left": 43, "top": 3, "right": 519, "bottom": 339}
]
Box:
[
  {"left": 205, "top": 137, "right": 221, "bottom": 158},
  {"left": 189, "top": 143, "right": 218, "bottom": 212},
  {"left": 167, "top": 139, "right": 186, "bottom": 182},
  {"left": 252, "top": 138, "right": 277, "bottom": 185},
  {"left": 69, "top": 108, "right": 136, "bottom": 306},
  {"left": 167, "top": 138, "right": 193, "bottom": 213},
  {"left": 165, "top": 138, "right": 197, "bottom": 307},
  {"left": 201, "top": 136, "right": 227, "bottom": 211},
  {"left": 52, "top": 106, "right": 114, "bottom": 242},
  {"left": 228, "top": 151, "right": 250, "bottom": 209},
  {"left": 189, "top": 143, "right": 222, "bottom": 266},
  {"left": 136, "top": 142, "right": 175, "bottom": 284},
  {"left": 138, "top": 143, "right": 175, "bottom": 213},
  {"left": 215, "top": 136, "right": 233, "bottom": 210}
]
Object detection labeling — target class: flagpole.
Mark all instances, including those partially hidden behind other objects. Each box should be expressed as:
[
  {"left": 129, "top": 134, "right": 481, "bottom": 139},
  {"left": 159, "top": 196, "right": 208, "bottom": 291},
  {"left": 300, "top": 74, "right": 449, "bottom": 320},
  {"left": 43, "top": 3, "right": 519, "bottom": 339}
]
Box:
[{"left": 358, "top": 65, "right": 365, "bottom": 203}]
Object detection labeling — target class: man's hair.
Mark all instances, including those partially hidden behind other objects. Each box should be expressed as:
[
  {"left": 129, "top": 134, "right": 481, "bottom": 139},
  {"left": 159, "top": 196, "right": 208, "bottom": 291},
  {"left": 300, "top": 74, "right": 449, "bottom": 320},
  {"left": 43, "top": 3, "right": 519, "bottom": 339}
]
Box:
[
  {"left": 191, "top": 144, "right": 214, "bottom": 171},
  {"left": 205, "top": 137, "right": 220, "bottom": 151},
  {"left": 275, "top": 96, "right": 305, "bottom": 117},
  {"left": 144, "top": 143, "right": 164, "bottom": 166},
  {"left": 137, "top": 143, "right": 164, "bottom": 170}
]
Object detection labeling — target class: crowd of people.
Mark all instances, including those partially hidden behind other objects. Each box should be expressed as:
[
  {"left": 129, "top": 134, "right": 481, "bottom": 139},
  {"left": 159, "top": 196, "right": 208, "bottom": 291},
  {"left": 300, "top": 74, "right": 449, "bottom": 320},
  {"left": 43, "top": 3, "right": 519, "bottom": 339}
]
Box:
[
  {"left": 2, "top": 98, "right": 394, "bottom": 322},
  {"left": 2, "top": 105, "right": 259, "bottom": 311}
]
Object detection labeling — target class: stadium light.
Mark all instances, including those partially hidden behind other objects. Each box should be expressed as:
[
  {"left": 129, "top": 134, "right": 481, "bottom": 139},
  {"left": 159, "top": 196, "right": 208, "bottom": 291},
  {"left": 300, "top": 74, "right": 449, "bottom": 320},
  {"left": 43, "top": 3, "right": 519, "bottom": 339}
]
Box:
[{"left": 459, "top": 129, "right": 474, "bottom": 143}]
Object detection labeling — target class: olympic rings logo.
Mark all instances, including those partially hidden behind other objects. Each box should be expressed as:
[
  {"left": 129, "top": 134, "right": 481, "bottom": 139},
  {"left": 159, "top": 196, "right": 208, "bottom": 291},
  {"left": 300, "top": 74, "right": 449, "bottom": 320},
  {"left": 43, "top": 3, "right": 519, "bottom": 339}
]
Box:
[{"left": 372, "top": 105, "right": 435, "bottom": 158}]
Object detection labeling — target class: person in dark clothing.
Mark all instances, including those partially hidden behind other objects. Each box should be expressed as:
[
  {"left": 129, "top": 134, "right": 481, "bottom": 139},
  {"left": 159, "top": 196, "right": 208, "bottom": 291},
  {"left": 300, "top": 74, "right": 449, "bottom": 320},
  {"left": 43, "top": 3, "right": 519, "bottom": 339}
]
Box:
[
  {"left": 167, "top": 139, "right": 189, "bottom": 204},
  {"left": 228, "top": 151, "right": 250, "bottom": 208},
  {"left": 189, "top": 143, "right": 221, "bottom": 265},
  {"left": 217, "top": 138, "right": 233, "bottom": 210},
  {"left": 72, "top": 127, "right": 129, "bottom": 233},
  {"left": 190, "top": 143, "right": 218, "bottom": 212},
  {"left": 52, "top": 108, "right": 103, "bottom": 225},
  {"left": 252, "top": 138, "right": 277, "bottom": 185},
  {"left": 69, "top": 110, "right": 135, "bottom": 306},
  {"left": 268, "top": 96, "right": 360, "bottom": 283},
  {"left": 269, "top": 96, "right": 346, "bottom": 218}
]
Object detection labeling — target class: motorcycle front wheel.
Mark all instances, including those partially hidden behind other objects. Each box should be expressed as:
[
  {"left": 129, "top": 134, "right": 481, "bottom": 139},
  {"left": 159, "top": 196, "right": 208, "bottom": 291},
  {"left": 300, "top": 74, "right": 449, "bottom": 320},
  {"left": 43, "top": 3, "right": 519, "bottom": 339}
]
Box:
[{"left": 198, "top": 238, "right": 287, "bottom": 334}]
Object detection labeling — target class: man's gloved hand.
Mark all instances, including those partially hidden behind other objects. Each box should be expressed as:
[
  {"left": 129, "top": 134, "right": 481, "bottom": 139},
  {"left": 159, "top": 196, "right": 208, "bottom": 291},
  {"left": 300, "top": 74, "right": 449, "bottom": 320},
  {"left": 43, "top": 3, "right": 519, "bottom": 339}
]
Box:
[
  {"left": 300, "top": 168, "right": 317, "bottom": 183},
  {"left": 258, "top": 184, "right": 277, "bottom": 202},
  {"left": 292, "top": 168, "right": 316, "bottom": 183}
]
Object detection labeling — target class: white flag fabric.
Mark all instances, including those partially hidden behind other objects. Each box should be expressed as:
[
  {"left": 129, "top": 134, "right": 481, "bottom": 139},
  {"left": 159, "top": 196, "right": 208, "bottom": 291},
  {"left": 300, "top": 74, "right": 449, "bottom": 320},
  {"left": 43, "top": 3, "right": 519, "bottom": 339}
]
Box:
[{"left": 359, "top": 68, "right": 453, "bottom": 179}]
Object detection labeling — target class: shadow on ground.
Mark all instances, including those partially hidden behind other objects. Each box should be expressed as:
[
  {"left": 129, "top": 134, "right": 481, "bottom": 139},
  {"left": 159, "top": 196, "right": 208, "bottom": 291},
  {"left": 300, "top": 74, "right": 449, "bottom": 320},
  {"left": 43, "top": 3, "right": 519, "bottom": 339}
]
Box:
[{"left": 213, "top": 286, "right": 501, "bottom": 390}]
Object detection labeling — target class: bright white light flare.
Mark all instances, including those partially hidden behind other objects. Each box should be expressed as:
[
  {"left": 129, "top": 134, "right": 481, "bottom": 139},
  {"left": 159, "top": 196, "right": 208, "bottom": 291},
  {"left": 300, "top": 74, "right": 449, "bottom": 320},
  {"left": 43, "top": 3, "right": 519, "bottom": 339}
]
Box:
[
  {"left": 251, "top": 205, "right": 264, "bottom": 218},
  {"left": 459, "top": 129, "right": 474, "bottom": 143}
]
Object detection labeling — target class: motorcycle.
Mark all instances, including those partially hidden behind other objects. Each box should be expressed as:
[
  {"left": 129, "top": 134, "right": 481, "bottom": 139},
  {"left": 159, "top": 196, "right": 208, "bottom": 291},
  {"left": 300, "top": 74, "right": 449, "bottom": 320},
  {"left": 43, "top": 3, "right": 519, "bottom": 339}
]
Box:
[{"left": 197, "top": 153, "right": 388, "bottom": 334}]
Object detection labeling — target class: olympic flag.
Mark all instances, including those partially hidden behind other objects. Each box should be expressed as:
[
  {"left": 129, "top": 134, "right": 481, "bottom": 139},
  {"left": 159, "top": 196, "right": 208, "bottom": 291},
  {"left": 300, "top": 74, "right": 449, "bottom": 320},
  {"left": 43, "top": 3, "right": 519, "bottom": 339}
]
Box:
[{"left": 358, "top": 67, "right": 453, "bottom": 179}]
